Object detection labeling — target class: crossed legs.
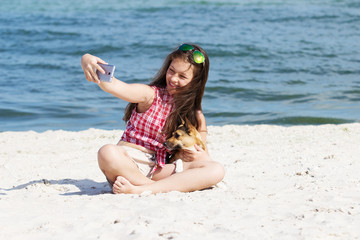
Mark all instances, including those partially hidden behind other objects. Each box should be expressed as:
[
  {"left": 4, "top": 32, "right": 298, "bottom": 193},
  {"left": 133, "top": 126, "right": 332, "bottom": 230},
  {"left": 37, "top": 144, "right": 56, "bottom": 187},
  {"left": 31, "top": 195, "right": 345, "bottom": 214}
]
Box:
[
  {"left": 98, "top": 144, "right": 225, "bottom": 194},
  {"left": 97, "top": 144, "right": 154, "bottom": 186}
]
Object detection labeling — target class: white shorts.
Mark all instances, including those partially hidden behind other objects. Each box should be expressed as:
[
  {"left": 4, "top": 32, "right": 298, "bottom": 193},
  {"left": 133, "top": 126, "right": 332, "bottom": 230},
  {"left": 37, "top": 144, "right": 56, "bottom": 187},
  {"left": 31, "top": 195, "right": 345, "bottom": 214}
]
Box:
[{"left": 121, "top": 146, "right": 157, "bottom": 179}]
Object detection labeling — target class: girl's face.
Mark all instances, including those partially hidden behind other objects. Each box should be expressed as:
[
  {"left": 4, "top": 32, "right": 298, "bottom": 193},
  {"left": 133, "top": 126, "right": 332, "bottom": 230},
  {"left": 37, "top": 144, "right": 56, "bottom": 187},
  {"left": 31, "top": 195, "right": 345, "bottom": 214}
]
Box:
[{"left": 166, "top": 58, "right": 194, "bottom": 95}]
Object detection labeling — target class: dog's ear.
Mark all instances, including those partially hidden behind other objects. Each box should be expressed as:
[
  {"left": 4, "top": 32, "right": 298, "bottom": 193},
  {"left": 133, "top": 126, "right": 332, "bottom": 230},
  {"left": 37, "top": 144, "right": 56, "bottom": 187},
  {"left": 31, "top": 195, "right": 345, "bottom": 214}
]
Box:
[
  {"left": 178, "top": 117, "right": 192, "bottom": 135},
  {"left": 184, "top": 118, "right": 194, "bottom": 135},
  {"left": 177, "top": 121, "right": 190, "bottom": 135},
  {"left": 178, "top": 117, "right": 185, "bottom": 128},
  {"left": 176, "top": 117, "right": 188, "bottom": 133}
]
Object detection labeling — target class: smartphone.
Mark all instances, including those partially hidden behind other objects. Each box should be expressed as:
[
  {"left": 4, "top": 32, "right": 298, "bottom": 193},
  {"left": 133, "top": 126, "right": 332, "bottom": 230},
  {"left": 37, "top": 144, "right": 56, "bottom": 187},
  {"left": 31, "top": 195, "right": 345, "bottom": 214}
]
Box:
[{"left": 96, "top": 63, "right": 115, "bottom": 82}]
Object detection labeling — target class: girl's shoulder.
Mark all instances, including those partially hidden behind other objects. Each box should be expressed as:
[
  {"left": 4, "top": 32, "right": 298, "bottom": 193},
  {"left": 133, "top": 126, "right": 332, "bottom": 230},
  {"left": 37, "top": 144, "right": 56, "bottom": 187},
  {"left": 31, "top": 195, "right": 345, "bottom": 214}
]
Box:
[
  {"left": 152, "top": 86, "right": 172, "bottom": 102},
  {"left": 153, "top": 86, "right": 166, "bottom": 93}
]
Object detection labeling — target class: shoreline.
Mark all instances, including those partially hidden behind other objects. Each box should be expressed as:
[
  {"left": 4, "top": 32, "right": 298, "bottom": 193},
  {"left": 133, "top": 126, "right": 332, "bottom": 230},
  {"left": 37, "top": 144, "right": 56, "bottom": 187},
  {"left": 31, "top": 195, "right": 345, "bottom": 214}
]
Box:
[
  {"left": 1, "top": 117, "right": 358, "bottom": 133},
  {"left": 1, "top": 124, "right": 360, "bottom": 239}
]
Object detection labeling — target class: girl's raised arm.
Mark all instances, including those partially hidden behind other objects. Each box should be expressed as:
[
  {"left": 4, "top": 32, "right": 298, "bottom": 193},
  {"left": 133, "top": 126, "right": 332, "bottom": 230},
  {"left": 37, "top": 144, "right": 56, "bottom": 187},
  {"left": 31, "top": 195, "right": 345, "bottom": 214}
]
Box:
[
  {"left": 81, "top": 54, "right": 155, "bottom": 107},
  {"left": 98, "top": 79, "right": 155, "bottom": 107}
]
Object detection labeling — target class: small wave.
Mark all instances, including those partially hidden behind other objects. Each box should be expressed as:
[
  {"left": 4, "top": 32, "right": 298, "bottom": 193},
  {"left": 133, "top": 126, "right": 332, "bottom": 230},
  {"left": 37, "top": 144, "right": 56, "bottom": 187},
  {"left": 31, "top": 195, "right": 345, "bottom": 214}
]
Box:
[
  {"left": 206, "top": 112, "right": 248, "bottom": 118},
  {"left": 205, "top": 86, "right": 311, "bottom": 102},
  {"left": 0, "top": 108, "right": 35, "bottom": 118},
  {"left": 264, "top": 14, "right": 339, "bottom": 23},
  {"left": 89, "top": 42, "right": 170, "bottom": 56},
  {"left": 346, "top": 2, "right": 360, "bottom": 8},
  {"left": 28, "top": 63, "right": 63, "bottom": 70},
  {"left": 90, "top": 45, "right": 126, "bottom": 55},
  {"left": 260, "top": 116, "right": 353, "bottom": 125},
  {"left": 205, "top": 86, "right": 247, "bottom": 94},
  {"left": 285, "top": 80, "right": 307, "bottom": 85},
  {"left": 341, "top": 89, "right": 360, "bottom": 101},
  {"left": 343, "top": 89, "right": 360, "bottom": 95},
  {"left": 45, "top": 30, "right": 81, "bottom": 37},
  {"left": 209, "top": 45, "right": 276, "bottom": 59},
  {"left": 333, "top": 70, "right": 360, "bottom": 75},
  {"left": 260, "top": 93, "right": 312, "bottom": 102},
  {"left": 135, "top": 6, "right": 172, "bottom": 13},
  {"left": 2, "top": 28, "right": 81, "bottom": 39},
  {"left": 178, "top": 1, "right": 241, "bottom": 6}
]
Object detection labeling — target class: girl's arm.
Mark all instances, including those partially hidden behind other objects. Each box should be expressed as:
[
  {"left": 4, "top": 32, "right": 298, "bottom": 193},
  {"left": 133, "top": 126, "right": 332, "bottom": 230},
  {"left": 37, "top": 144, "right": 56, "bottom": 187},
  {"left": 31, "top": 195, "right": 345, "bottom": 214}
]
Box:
[
  {"left": 180, "top": 110, "right": 211, "bottom": 162},
  {"left": 81, "top": 54, "right": 154, "bottom": 109},
  {"left": 196, "top": 110, "right": 209, "bottom": 154},
  {"left": 98, "top": 79, "right": 154, "bottom": 109}
]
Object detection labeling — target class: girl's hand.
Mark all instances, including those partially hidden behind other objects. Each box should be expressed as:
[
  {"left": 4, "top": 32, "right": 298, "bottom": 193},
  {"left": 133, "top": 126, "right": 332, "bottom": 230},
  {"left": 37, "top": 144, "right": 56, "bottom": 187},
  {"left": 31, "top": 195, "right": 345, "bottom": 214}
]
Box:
[
  {"left": 179, "top": 144, "right": 212, "bottom": 162},
  {"left": 81, "top": 54, "right": 107, "bottom": 84}
]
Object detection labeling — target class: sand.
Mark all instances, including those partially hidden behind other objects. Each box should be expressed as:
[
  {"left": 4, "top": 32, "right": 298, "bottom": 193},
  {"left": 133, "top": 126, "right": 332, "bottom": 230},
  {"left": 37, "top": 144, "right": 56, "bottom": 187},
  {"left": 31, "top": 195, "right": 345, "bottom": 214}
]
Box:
[{"left": 1, "top": 124, "right": 360, "bottom": 239}]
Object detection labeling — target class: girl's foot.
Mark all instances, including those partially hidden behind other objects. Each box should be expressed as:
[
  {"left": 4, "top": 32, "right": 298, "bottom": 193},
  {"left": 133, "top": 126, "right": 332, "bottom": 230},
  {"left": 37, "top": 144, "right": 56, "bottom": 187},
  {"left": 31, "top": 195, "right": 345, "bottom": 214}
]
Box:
[{"left": 113, "top": 176, "right": 139, "bottom": 194}]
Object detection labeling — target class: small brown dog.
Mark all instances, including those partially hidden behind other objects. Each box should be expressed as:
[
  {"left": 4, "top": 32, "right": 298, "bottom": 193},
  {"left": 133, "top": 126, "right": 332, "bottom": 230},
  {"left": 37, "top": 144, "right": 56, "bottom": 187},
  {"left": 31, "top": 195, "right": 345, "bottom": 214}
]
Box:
[{"left": 163, "top": 118, "right": 206, "bottom": 164}]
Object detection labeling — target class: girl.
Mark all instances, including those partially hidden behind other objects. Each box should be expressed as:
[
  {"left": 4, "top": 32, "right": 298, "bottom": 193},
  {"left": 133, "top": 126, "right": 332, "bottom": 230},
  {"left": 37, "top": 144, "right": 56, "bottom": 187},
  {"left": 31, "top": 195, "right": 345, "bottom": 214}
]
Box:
[{"left": 81, "top": 43, "right": 225, "bottom": 194}]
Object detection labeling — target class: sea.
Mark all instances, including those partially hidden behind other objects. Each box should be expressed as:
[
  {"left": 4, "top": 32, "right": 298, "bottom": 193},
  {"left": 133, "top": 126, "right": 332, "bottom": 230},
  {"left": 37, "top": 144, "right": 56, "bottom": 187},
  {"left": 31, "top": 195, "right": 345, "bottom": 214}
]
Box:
[{"left": 1, "top": 0, "right": 359, "bottom": 132}]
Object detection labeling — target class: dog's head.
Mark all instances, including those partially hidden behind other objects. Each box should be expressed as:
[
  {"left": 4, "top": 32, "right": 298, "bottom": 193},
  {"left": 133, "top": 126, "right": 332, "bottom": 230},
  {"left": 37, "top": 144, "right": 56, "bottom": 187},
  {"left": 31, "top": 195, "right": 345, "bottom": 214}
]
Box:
[{"left": 163, "top": 119, "right": 198, "bottom": 151}]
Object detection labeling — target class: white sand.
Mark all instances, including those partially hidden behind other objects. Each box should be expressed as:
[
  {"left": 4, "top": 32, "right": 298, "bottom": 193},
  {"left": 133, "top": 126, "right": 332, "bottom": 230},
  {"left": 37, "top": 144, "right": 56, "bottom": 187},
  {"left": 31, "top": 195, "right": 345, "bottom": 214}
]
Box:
[{"left": 1, "top": 124, "right": 360, "bottom": 239}]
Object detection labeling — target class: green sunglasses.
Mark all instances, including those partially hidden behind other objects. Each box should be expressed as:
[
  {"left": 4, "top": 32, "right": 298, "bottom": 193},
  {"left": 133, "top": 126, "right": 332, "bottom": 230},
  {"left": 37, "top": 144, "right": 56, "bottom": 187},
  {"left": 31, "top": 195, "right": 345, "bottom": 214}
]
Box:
[{"left": 178, "top": 44, "right": 205, "bottom": 64}]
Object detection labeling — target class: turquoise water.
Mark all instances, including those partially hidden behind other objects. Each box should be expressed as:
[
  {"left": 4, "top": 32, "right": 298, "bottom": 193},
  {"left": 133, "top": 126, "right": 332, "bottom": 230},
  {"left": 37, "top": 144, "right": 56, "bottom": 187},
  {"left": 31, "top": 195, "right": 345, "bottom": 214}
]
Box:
[{"left": 1, "top": 0, "right": 360, "bottom": 131}]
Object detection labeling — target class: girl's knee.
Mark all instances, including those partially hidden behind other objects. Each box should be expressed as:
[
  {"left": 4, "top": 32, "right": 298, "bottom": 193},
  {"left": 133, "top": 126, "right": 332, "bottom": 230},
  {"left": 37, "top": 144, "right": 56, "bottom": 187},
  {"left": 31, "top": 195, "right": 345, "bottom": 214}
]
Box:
[
  {"left": 209, "top": 161, "right": 225, "bottom": 183},
  {"left": 98, "top": 144, "right": 113, "bottom": 160},
  {"left": 98, "top": 144, "right": 124, "bottom": 165}
]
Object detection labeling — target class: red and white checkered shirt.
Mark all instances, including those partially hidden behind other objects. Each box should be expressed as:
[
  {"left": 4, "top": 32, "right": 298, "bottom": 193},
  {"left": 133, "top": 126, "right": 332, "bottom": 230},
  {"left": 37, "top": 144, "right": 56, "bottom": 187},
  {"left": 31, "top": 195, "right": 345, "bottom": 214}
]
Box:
[{"left": 121, "top": 86, "right": 174, "bottom": 168}]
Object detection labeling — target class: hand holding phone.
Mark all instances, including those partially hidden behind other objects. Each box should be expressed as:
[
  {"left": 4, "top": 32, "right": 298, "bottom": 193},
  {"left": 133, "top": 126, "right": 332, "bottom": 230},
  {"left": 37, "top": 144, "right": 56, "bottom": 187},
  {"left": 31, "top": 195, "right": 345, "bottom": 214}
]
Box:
[{"left": 96, "top": 63, "right": 115, "bottom": 82}]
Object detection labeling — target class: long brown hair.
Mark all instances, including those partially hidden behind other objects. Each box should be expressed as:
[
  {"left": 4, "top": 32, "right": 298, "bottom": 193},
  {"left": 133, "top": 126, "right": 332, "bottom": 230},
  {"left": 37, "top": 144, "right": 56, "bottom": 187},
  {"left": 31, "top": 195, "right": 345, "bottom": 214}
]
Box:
[{"left": 123, "top": 43, "right": 210, "bottom": 138}]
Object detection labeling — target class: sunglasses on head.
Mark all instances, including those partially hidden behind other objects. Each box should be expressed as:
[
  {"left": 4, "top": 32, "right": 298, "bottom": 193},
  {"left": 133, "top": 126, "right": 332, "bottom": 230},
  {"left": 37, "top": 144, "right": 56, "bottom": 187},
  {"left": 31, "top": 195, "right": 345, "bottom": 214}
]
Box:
[{"left": 178, "top": 44, "right": 205, "bottom": 64}]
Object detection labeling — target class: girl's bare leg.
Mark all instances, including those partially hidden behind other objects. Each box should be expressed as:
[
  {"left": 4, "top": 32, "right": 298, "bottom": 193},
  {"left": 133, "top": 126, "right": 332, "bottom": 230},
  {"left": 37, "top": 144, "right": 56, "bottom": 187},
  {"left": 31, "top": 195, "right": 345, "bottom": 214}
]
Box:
[
  {"left": 112, "top": 160, "right": 225, "bottom": 194},
  {"left": 97, "top": 144, "right": 154, "bottom": 186}
]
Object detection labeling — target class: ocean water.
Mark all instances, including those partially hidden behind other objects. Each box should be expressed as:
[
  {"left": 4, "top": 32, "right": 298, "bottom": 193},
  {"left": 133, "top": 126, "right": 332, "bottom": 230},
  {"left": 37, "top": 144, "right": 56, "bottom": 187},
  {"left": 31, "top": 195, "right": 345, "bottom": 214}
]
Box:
[{"left": 1, "top": 0, "right": 360, "bottom": 132}]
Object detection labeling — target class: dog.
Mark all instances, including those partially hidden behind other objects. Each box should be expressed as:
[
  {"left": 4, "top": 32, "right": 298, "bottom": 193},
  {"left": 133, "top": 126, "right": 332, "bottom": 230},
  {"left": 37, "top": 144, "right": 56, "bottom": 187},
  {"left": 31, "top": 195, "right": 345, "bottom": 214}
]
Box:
[{"left": 163, "top": 118, "right": 206, "bottom": 166}]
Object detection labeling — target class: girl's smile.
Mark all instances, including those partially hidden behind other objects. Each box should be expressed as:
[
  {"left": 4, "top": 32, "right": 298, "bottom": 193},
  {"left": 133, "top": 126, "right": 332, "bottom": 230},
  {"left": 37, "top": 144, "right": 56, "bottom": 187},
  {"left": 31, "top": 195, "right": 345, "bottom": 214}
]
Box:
[{"left": 166, "top": 58, "right": 194, "bottom": 95}]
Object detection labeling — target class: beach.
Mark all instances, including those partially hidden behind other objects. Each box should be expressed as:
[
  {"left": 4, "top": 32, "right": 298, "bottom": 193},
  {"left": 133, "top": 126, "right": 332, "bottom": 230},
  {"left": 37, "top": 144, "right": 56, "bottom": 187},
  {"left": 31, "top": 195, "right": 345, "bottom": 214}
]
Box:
[{"left": 1, "top": 124, "right": 360, "bottom": 239}]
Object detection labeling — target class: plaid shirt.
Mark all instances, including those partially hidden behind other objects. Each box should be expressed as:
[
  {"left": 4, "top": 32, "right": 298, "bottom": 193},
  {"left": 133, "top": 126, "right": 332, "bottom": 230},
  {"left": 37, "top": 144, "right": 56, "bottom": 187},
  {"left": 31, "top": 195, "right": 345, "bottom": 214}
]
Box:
[{"left": 121, "top": 86, "right": 173, "bottom": 168}]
